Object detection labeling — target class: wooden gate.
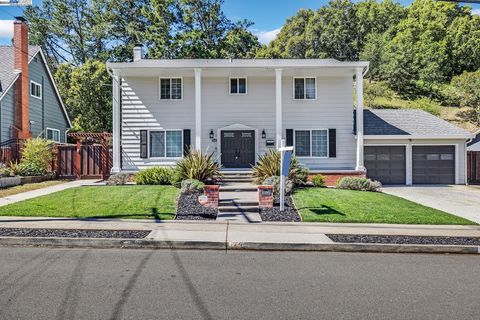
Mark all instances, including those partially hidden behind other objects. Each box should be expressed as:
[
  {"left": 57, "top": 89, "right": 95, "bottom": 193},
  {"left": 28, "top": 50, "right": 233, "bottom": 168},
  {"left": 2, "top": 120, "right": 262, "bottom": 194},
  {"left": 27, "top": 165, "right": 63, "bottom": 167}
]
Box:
[
  {"left": 467, "top": 151, "right": 480, "bottom": 184},
  {"left": 57, "top": 144, "right": 112, "bottom": 179}
]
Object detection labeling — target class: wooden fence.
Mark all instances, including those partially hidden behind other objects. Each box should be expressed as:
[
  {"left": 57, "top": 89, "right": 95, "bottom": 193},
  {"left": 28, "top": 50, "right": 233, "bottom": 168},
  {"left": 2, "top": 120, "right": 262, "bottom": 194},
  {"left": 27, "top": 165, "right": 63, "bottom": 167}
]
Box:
[
  {"left": 56, "top": 144, "right": 112, "bottom": 180},
  {"left": 467, "top": 151, "right": 480, "bottom": 184},
  {"left": 0, "top": 139, "right": 23, "bottom": 164}
]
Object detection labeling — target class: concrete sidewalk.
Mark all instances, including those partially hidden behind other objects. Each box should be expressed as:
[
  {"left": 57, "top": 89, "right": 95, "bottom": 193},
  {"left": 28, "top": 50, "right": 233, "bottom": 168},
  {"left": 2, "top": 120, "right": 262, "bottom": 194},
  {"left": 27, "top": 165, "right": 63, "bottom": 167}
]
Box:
[
  {"left": 0, "top": 179, "right": 102, "bottom": 207},
  {"left": 0, "top": 217, "right": 479, "bottom": 242}
]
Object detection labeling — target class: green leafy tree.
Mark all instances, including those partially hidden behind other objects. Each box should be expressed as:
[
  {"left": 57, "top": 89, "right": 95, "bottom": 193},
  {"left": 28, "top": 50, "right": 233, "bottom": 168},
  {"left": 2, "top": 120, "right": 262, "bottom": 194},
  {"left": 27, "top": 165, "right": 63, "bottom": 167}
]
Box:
[{"left": 451, "top": 70, "right": 480, "bottom": 126}]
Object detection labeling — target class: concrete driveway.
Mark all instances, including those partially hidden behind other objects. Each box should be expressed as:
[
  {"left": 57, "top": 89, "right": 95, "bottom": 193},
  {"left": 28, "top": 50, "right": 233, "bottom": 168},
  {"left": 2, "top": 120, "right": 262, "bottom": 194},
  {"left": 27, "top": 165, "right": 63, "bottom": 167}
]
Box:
[{"left": 382, "top": 185, "right": 480, "bottom": 224}]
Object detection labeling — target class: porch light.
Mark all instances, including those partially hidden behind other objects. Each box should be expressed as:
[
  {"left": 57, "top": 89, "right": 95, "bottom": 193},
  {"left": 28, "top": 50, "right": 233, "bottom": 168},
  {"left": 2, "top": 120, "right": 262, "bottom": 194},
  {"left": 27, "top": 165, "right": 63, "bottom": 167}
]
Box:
[
  {"left": 209, "top": 129, "right": 214, "bottom": 140},
  {"left": 261, "top": 129, "right": 266, "bottom": 139}
]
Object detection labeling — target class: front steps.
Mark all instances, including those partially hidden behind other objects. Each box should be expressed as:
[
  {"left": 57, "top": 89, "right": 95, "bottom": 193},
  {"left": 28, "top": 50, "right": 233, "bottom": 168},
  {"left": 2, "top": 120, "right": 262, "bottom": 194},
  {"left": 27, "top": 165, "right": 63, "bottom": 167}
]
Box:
[{"left": 216, "top": 172, "right": 262, "bottom": 223}]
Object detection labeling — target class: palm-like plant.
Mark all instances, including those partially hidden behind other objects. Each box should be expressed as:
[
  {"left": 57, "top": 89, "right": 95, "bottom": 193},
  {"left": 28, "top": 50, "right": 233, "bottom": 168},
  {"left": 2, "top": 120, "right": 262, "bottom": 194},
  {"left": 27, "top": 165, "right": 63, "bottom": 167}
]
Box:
[
  {"left": 175, "top": 148, "right": 222, "bottom": 183},
  {"left": 251, "top": 149, "right": 303, "bottom": 184}
]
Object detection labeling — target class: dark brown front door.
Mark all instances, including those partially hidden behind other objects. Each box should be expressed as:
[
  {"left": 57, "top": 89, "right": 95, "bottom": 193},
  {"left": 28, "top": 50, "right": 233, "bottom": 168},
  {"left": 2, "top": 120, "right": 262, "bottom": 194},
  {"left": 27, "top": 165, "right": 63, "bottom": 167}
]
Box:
[{"left": 221, "top": 130, "right": 255, "bottom": 168}]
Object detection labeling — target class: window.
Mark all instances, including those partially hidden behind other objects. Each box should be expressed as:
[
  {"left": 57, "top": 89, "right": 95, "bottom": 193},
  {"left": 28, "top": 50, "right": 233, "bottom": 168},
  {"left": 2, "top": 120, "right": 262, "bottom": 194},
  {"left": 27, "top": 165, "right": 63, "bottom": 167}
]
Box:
[
  {"left": 294, "top": 129, "right": 328, "bottom": 157},
  {"left": 159, "top": 78, "right": 182, "bottom": 100},
  {"left": 30, "top": 81, "right": 42, "bottom": 99},
  {"left": 294, "top": 77, "right": 316, "bottom": 100},
  {"left": 149, "top": 130, "right": 183, "bottom": 158},
  {"left": 46, "top": 128, "right": 60, "bottom": 143},
  {"left": 230, "top": 78, "right": 247, "bottom": 94}
]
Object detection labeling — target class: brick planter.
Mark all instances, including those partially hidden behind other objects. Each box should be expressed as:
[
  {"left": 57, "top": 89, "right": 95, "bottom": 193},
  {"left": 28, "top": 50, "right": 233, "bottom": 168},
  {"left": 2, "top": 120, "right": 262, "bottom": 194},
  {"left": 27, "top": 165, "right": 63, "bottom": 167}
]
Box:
[
  {"left": 308, "top": 171, "right": 366, "bottom": 187},
  {"left": 258, "top": 185, "right": 274, "bottom": 208},
  {"left": 204, "top": 185, "right": 219, "bottom": 208}
]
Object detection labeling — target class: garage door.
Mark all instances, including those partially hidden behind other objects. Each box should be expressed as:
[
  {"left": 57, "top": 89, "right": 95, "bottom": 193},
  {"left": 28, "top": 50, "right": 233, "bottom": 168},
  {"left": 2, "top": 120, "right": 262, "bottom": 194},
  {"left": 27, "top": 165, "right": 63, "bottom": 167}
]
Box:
[
  {"left": 365, "top": 146, "right": 406, "bottom": 185},
  {"left": 413, "top": 146, "right": 455, "bottom": 184}
]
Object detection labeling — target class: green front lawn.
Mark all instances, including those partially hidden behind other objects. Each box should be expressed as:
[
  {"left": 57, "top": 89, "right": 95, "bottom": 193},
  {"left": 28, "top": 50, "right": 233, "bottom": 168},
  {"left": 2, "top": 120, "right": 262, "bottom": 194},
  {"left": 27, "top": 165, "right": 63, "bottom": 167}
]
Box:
[
  {"left": 0, "top": 185, "right": 179, "bottom": 220},
  {"left": 293, "top": 188, "right": 475, "bottom": 225}
]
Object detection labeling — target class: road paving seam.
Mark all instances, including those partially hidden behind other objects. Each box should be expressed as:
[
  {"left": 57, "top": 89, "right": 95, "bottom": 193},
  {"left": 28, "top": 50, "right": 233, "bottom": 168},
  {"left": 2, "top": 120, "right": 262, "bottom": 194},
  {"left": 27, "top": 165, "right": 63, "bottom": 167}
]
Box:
[{"left": 0, "top": 237, "right": 479, "bottom": 254}]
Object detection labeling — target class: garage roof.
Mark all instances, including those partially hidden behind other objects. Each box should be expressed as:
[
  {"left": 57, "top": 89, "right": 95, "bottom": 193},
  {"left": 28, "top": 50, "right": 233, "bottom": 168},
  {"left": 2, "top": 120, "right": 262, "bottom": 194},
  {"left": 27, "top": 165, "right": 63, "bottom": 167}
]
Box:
[{"left": 363, "top": 109, "right": 473, "bottom": 139}]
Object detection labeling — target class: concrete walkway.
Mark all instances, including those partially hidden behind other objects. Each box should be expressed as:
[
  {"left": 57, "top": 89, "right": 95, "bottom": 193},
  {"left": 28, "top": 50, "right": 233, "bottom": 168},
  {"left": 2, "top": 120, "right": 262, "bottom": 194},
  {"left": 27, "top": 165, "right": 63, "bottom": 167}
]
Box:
[
  {"left": 0, "top": 179, "right": 102, "bottom": 207},
  {"left": 0, "top": 217, "right": 479, "bottom": 243},
  {"left": 382, "top": 185, "right": 480, "bottom": 224}
]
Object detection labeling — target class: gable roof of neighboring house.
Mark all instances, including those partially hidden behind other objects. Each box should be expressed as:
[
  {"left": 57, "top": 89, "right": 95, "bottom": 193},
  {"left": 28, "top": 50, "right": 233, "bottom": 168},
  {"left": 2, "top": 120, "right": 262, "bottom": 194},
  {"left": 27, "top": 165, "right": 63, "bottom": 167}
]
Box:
[
  {"left": 363, "top": 109, "right": 473, "bottom": 139},
  {"left": 467, "top": 129, "right": 480, "bottom": 151},
  {"left": 0, "top": 45, "right": 71, "bottom": 127}
]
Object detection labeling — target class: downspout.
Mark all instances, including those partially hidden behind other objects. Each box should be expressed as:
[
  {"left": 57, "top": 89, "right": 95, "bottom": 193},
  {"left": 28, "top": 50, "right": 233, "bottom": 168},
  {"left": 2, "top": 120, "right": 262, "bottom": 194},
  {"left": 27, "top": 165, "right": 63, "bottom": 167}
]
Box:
[
  {"left": 465, "top": 137, "right": 473, "bottom": 185},
  {"left": 42, "top": 76, "right": 45, "bottom": 137}
]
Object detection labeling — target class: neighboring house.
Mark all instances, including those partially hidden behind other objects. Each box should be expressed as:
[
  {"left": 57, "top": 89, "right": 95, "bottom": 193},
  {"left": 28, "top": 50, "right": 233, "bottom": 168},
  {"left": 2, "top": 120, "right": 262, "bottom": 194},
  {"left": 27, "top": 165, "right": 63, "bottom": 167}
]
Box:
[
  {"left": 0, "top": 17, "right": 71, "bottom": 144},
  {"left": 467, "top": 129, "right": 480, "bottom": 152},
  {"left": 106, "top": 45, "right": 473, "bottom": 185}
]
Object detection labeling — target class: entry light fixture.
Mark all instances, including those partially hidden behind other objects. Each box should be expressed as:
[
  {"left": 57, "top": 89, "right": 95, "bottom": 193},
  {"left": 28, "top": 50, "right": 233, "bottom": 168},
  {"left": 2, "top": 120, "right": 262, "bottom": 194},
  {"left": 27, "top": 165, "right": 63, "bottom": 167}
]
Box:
[
  {"left": 209, "top": 129, "right": 214, "bottom": 140},
  {"left": 261, "top": 129, "right": 266, "bottom": 139}
]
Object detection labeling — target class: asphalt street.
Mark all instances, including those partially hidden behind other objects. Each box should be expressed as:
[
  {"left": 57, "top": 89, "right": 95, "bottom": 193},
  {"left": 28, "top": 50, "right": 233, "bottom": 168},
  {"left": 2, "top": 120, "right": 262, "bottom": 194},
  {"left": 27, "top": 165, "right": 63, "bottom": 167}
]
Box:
[{"left": 0, "top": 247, "right": 478, "bottom": 320}]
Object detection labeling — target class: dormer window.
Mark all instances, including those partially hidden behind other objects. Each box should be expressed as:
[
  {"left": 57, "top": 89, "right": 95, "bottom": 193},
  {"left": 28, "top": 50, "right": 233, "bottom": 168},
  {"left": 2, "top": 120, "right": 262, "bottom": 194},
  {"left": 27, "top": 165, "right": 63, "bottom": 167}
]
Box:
[
  {"left": 294, "top": 77, "right": 316, "bottom": 100},
  {"left": 230, "top": 78, "right": 247, "bottom": 94}
]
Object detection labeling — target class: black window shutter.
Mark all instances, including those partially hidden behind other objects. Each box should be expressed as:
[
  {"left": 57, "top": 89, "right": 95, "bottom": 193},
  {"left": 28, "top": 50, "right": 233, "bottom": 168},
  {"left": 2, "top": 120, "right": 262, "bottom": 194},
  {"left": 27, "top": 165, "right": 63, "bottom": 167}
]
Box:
[
  {"left": 183, "top": 129, "right": 191, "bottom": 156},
  {"left": 328, "top": 129, "right": 336, "bottom": 158},
  {"left": 286, "top": 129, "right": 294, "bottom": 147},
  {"left": 140, "top": 130, "right": 148, "bottom": 158}
]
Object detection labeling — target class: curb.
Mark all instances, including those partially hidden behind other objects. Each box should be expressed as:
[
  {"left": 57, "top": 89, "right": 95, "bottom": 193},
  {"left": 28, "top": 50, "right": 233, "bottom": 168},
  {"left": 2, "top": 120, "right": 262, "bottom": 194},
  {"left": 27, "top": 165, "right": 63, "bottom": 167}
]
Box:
[{"left": 0, "top": 237, "right": 479, "bottom": 254}]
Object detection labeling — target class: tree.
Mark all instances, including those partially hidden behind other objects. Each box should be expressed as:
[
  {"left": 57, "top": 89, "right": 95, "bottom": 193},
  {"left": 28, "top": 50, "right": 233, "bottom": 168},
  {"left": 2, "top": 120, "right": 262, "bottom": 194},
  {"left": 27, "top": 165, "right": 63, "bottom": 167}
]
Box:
[
  {"left": 451, "top": 70, "right": 480, "bottom": 126},
  {"left": 56, "top": 60, "right": 112, "bottom": 132}
]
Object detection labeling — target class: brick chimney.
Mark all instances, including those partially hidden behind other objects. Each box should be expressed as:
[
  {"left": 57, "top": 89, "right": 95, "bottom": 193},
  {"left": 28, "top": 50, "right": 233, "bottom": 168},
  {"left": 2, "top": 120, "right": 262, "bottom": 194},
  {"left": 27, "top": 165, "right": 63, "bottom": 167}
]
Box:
[{"left": 13, "top": 16, "right": 31, "bottom": 139}]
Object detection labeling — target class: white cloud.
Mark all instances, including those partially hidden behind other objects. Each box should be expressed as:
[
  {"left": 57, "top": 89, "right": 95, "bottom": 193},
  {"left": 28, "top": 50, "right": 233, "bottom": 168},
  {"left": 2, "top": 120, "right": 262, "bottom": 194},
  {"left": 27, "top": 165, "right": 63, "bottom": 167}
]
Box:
[
  {"left": 472, "top": 9, "right": 480, "bottom": 16},
  {"left": 0, "top": 20, "right": 14, "bottom": 39},
  {"left": 255, "top": 28, "right": 281, "bottom": 45}
]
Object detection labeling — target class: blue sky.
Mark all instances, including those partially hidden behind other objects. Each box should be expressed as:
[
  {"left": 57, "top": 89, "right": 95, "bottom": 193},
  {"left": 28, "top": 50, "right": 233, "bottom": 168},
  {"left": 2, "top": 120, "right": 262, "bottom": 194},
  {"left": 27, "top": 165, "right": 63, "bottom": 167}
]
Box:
[{"left": 1, "top": 0, "right": 479, "bottom": 44}]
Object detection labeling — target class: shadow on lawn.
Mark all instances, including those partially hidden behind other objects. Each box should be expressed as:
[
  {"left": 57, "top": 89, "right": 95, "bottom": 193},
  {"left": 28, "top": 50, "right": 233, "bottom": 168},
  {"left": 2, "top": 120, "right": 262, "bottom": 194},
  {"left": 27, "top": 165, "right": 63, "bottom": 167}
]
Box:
[{"left": 300, "top": 205, "right": 346, "bottom": 217}]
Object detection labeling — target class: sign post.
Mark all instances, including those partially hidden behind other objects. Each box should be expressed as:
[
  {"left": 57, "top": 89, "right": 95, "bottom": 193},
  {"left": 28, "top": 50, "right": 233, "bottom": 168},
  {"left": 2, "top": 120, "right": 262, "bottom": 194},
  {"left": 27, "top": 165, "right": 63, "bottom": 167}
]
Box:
[{"left": 278, "top": 140, "right": 294, "bottom": 212}]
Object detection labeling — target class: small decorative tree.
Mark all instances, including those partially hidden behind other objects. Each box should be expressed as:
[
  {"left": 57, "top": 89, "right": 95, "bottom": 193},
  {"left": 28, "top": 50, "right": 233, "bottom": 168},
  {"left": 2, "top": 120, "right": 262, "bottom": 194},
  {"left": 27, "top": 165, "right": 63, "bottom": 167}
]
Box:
[{"left": 19, "top": 138, "right": 53, "bottom": 176}]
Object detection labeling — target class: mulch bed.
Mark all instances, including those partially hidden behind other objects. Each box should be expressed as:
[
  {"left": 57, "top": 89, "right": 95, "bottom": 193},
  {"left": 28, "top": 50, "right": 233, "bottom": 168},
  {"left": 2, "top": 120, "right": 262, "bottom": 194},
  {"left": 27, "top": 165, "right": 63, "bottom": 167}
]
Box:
[
  {"left": 0, "top": 228, "right": 150, "bottom": 239},
  {"left": 259, "top": 196, "right": 301, "bottom": 222},
  {"left": 175, "top": 191, "right": 218, "bottom": 220},
  {"left": 327, "top": 234, "right": 480, "bottom": 246}
]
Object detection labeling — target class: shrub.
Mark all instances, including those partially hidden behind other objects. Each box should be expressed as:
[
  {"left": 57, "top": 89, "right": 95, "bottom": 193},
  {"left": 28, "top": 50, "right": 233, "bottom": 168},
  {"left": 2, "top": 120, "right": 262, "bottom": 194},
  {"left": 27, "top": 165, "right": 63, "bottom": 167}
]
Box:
[
  {"left": 0, "top": 164, "right": 11, "bottom": 178},
  {"left": 175, "top": 149, "right": 222, "bottom": 183},
  {"left": 407, "top": 97, "right": 441, "bottom": 116},
  {"left": 263, "top": 176, "right": 294, "bottom": 197},
  {"left": 180, "top": 179, "right": 205, "bottom": 193},
  {"left": 107, "top": 172, "right": 131, "bottom": 185},
  {"left": 252, "top": 150, "right": 303, "bottom": 185},
  {"left": 134, "top": 167, "right": 174, "bottom": 185},
  {"left": 8, "top": 161, "right": 22, "bottom": 176},
  {"left": 311, "top": 175, "right": 325, "bottom": 187},
  {"left": 20, "top": 138, "right": 53, "bottom": 175},
  {"left": 336, "top": 177, "right": 382, "bottom": 192},
  {"left": 296, "top": 166, "right": 310, "bottom": 184}
]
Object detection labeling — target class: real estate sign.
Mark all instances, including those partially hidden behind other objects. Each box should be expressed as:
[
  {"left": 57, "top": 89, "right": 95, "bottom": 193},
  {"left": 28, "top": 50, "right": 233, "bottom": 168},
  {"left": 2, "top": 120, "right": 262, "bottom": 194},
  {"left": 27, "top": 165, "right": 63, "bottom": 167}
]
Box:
[{"left": 0, "top": 0, "right": 31, "bottom": 6}]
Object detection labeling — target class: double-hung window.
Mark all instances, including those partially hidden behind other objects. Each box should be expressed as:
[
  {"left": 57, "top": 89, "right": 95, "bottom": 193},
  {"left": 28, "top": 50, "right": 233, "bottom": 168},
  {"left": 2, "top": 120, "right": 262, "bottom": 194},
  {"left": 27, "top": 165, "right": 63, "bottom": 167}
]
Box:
[
  {"left": 294, "top": 77, "right": 316, "bottom": 100},
  {"left": 30, "top": 81, "right": 42, "bottom": 99},
  {"left": 294, "top": 129, "right": 328, "bottom": 157},
  {"left": 160, "top": 78, "right": 182, "bottom": 100},
  {"left": 46, "top": 128, "right": 60, "bottom": 143},
  {"left": 230, "top": 78, "right": 247, "bottom": 94},
  {"left": 149, "top": 130, "right": 183, "bottom": 158}
]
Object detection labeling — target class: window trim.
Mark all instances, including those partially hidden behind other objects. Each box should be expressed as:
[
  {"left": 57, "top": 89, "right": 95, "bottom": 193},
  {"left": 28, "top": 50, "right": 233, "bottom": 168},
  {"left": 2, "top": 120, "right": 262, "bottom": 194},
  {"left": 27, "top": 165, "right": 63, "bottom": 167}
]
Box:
[
  {"left": 158, "top": 77, "right": 183, "bottom": 101},
  {"left": 148, "top": 129, "right": 184, "bottom": 159},
  {"left": 46, "top": 127, "right": 61, "bottom": 143},
  {"left": 292, "top": 77, "right": 317, "bottom": 100},
  {"left": 229, "top": 77, "right": 248, "bottom": 95},
  {"left": 30, "top": 80, "right": 42, "bottom": 100},
  {"left": 293, "top": 129, "right": 329, "bottom": 158}
]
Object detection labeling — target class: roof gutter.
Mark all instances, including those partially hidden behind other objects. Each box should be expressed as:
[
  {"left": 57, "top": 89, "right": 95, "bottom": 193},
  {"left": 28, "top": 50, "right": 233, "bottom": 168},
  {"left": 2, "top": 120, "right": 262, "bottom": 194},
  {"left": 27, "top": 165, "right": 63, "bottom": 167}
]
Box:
[{"left": 363, "top": 134, "right": 475, "bottom": 140}]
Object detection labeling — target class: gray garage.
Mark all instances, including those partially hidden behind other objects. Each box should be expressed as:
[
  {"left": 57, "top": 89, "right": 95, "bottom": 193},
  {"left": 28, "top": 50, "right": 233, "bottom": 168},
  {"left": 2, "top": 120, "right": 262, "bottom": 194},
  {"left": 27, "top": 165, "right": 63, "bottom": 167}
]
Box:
[
  {"left": 365, "top": 146, "right": 406, "bottom": 185},
  {"left": 412, "top": 146, "right": 455, "bottom": 184}
]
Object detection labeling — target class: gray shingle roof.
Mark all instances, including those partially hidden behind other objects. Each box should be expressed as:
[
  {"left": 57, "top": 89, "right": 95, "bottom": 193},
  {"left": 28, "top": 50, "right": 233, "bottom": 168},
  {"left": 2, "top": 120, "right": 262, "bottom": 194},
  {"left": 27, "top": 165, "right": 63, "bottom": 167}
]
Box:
[
  {"left": 0, "top": 45, "right": 41, "bottom": 99},
  {"left": 364, "top": 109, "right": 472, "bottom": 137},
  {"left": 467, "top": 131, "right": 480, "bottom": 151}
]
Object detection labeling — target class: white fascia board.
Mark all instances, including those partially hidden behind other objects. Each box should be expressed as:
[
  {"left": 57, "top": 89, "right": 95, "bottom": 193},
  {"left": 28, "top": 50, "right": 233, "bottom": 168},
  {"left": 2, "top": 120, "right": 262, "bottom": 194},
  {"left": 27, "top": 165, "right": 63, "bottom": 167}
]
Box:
[
  {"left": 107, "top": 59, "right": 370, "bottom": 70},
  {"left": 363, "top": 134, "right": 475, "bottom": 140}
]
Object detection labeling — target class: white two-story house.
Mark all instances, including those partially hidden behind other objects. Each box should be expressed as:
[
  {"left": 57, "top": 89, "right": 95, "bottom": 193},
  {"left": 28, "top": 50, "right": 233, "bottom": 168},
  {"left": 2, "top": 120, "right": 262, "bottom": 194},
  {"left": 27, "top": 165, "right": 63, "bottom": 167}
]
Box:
[{"left": 106, "top": 46, "right": 473, "bottom": 185}]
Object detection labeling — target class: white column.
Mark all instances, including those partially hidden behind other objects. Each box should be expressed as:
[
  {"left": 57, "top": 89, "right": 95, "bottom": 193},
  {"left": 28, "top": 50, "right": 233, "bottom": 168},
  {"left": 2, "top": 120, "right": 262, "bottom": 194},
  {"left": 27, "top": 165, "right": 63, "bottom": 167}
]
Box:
[
  {"left": 194, "top": 68, "right": 202, "bottom": 151},
  {"left": 111, "top": 71, "right": 121, "bottom": 173},
  {"left": 406, "top": 144, "right": 412, "bottom": 185},
  {"left": 275, "top": 68, "right": 283, "bottom": 148},
  {"left": 355, "top": 68, "right": 365, "bottom": 171}
]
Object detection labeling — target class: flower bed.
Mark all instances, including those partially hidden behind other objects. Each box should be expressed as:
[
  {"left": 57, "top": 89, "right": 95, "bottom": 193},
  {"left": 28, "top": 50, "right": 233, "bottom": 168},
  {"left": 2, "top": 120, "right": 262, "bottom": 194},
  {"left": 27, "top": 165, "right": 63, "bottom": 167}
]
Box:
[
  {"left": 175, "top": 191, "right": 218, "bottom": 220},
  {"left": 259, "top": 196, "right": 301, "bottom": 222}
]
